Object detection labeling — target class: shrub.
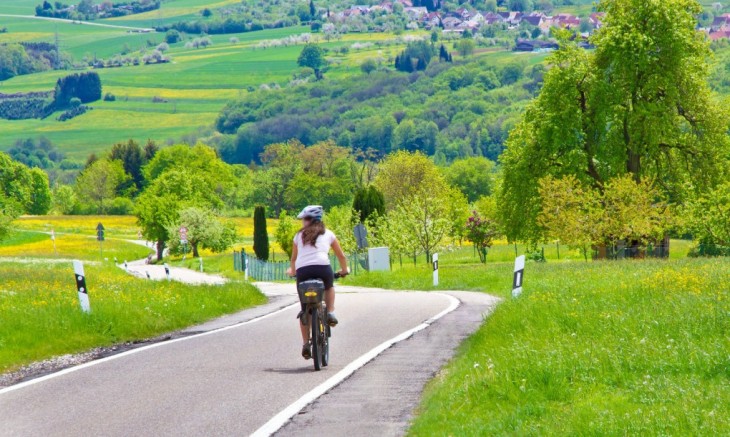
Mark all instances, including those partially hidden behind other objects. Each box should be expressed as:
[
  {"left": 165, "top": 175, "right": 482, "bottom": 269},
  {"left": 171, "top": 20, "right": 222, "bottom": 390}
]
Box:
[{"left": 103, "top": 93, "right": 116, "bottom": 102}]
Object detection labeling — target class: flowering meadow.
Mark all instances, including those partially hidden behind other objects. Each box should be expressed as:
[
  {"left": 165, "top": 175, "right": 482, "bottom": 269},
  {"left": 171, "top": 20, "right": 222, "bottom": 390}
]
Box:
[
  {"left": 347, "top": 257, "right": 730, "bottom": 434},
  {"left": 0, "top": 261, "right": 264, "bottom": 373},
  {"left": 401, "top": 258, "right": 730, "bottom": 435}
]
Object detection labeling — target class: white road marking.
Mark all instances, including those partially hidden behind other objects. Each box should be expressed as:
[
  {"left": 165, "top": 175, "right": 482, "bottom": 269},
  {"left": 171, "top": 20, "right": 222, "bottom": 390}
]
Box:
[
  {"left": 251, "top": 293, "right": 461, "bottom": 437},
  {"left": 0, "top": 302, "right": 300, "bottom": 396}
]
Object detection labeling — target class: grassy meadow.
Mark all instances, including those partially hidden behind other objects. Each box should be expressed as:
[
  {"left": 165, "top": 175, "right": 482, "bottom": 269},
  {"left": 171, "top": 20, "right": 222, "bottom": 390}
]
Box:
[
  {"left": 0, "top": 261, "right": 265, "bottom": 373},
  {"left": 0, "top": 215, "right": 274, "bottom": 374},
  {"left": 346, "top": 250, "right": 730, "bottom": 434}
]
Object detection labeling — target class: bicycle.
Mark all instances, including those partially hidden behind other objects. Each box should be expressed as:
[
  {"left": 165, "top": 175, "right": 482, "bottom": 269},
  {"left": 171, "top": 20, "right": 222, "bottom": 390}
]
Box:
[{"left": 297, "top": 272, "right": 345, "bottom": 371}]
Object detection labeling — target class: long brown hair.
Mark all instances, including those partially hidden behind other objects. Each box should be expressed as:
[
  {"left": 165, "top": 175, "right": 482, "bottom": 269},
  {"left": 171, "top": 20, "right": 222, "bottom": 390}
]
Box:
[{"left": 299, "top": 220, "right": 326, "bottom": 247}]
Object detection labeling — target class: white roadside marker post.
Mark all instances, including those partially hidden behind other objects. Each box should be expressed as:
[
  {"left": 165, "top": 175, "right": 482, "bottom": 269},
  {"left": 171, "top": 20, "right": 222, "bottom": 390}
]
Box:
[
  {"left": 124, "top": 261, "right": 128, "bottom": 271},
  {"left": 73, "top": 260, "right": 91, "bottom": 313},
  {"left": 199, "top": 257, "right": 203, "bottom": 273},
  {"left": 512, "top": 255, "right": 525, "bottom": 298},
  {"left": 164, "top": 263, "right": 170, "bottom": 281},
  {"left": 244, "top": 255, "right": 249, "bottom": 281},
  {"left": 432, "top": 253, "right": 439, "bottom": 287}
]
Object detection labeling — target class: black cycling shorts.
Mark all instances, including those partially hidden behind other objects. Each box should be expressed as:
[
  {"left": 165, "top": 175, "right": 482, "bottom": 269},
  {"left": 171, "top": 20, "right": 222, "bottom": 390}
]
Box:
[{"left": 295, "top": 264, "right": 335, "bottom": 290}]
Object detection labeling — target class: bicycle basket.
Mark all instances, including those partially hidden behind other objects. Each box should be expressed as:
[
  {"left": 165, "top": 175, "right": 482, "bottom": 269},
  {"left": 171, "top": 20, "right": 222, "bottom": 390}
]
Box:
[{"left": 298, "top": 279, "right": 325, "bottom": 304}]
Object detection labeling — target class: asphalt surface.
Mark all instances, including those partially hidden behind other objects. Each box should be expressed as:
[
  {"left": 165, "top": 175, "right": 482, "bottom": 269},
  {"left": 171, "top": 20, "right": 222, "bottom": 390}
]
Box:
[{"left": 0, "top": 284, "right": 498, "bottom": 437}]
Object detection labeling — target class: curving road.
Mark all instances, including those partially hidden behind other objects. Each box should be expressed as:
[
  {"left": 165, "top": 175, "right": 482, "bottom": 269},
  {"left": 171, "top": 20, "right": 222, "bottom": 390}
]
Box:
[{"left": 0, "top": 283, "right": 498, "bottom": 436}]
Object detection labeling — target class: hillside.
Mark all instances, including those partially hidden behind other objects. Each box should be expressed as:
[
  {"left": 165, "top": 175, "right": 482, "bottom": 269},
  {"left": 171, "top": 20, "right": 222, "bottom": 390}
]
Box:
[{"left": 0, "top": 0, "right": 728, "bottom": 160}]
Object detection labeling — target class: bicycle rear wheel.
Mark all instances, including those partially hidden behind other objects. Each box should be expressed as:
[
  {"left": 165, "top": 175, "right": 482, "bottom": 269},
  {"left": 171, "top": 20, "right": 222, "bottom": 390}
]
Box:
[
  {"left": 321, "top": 308, "right": 330, "bottom": 367},
  {"left": 311, "top": 308, "right": 322, "bottom": 371}
]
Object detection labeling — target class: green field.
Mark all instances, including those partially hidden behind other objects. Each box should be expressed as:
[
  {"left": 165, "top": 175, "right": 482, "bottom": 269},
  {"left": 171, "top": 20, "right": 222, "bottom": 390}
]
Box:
[
  {"left": 0, "top": 222, "right": 265, "bottom": 373},
  {"left": 347, "top": 253, "right": 730, "bottom": 435},
  {"left": 0, "top": 1, "right": 544, "bottom": 158}
]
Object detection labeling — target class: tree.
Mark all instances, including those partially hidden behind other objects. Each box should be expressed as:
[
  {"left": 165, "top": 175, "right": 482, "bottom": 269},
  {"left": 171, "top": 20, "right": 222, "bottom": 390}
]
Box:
[
  {"left": 165, "top": 30, "right": 181, "bottom": 44},
  {"left": 360, "top": 58, "right": 377, "bottom": 75},
  {"left": 537, "top": 175, "right": 601, "bottom": 260},
  {"left": 28, "top": 168, "right": 52, "bottom": 215},
  {"left": 499, "top": 0, "right": 730, "bottom": 243},
  {"left": 253, "top": 140, "right": 305, "bottom": 216},
  {"left": 683, "top": 182, "right": 730, "bottom": 249},
  {"left": 0, "top": 193, "right": 20, "bottom": 243},
  {"left": 110, "top": 139, "right": 146, "bottom": 193},
  {"left": 509, "top": 0, "right": 533, "bottom": 12},
  {"left": 253, "top": 205, "right": 269, "bottom": 260},
  {"left": 443, "top": 157, "right": 496, "bottom": 203},
  {"left": 309, "top": 0, "right": 316, "bottom": 19},
  {"left": 465, "top": 210, "right": 499, "bottom": 263},
  {"left": 167, "top": 207, "right": 236, "bottom": 257},
  {"left": 538, "top": 175, "right": 672, "bottom": 260},
  {"left": 326, "top": 205, "right": 357, "bottom": 254},
  {"left": 52, "top": 184, "right": 76, "bottom": 214},
  {"left": 275, "top": 211, "right": 297, "bottom": 258},
  {"left": 297, "top": 44, "right": 326, "bottom": 79},
  {"left": 353, "top": 186, "right": 385, "bottom": 223},
  {"left": 391, "top": 190, "right": 451, "bottom": 263},
  {"left": 374, "top": 151, "right": 443, "bottom": 209},
  {"left": 455, "top": 39, "right": 475, "bottom": 57},
  {"left": 75, "top": 159, "right": 128, "bottom": 214},
  {"left": 136, "top": 169, "right": 225, "bottom": 260}
]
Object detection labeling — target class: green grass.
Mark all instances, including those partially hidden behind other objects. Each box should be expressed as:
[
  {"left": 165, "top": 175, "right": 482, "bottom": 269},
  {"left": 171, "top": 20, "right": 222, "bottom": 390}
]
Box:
[
  {"left": 0, "top": 261, "right": 265, "bottom": 373},
  {"left": 359, "top": 256, "right": 730, "bottom": 435}
]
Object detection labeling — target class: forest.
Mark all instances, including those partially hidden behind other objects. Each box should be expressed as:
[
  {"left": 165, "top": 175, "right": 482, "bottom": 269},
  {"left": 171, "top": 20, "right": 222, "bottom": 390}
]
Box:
[{"left": 215, "top": 46, "right": 541, "bottom": 165}]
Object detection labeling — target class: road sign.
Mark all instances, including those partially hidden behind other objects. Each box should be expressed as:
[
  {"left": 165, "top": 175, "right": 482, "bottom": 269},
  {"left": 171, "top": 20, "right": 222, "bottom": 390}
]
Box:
[
  {"left": 354, "top": 223, "right": 368, "bottom": 250},
  {"left": 432, "top": 253, "right": 439, "bottom": 286},
  {"left": 179, "top": 226, "right": 188, "bottom": 243},
  {"left": 96, "top": 223, "right": 105, "bottom": 242},
  {"left": 512, "top": 255, "right": 525, "bottom": 298},
  {"left": 73, "top": 260, "right": 91, "bottom": 313}
]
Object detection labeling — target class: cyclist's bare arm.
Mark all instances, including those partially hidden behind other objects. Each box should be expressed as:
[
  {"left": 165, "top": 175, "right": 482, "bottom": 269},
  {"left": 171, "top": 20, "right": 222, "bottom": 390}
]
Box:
[
  {"left": 332, "top": 238, "right": 348, "bottom": 276},
  {"left": 287, "top": 244, "right": 298, "bottom": 277}
]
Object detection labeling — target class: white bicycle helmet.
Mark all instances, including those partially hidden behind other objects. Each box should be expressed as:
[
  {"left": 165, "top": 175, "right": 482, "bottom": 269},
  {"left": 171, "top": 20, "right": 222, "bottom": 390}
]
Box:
[{"left": 297, "top": 205, "right": 324, "bottom": 221}]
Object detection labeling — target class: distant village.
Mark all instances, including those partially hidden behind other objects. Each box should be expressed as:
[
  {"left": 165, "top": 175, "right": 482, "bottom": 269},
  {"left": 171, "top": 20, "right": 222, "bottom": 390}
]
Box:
[{"left": 328, "top": 1, "right": 603, "bottom": 52}]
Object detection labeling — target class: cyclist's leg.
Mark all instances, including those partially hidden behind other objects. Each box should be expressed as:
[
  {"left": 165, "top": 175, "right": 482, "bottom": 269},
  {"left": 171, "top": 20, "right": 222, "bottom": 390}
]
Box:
[{"left": 325, "top": 287, "right": 335, "bottom": 313}]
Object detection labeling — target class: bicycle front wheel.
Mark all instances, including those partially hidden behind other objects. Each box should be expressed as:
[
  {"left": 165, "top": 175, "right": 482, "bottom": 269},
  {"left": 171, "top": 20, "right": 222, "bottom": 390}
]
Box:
[{"left": 311, "top": 308, "right": 322, "bottom": 371}]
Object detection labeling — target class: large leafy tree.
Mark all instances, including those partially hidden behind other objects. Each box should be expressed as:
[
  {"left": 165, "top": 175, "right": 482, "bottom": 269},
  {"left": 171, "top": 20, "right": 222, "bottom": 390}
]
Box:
[
  {"left": 297, "top": 44, "right": 326, "bottom": 79},
  {"left": 75, "top": 159, "right": 129, "bottom": 214},
  {"left": 499, "top": 0, "right": 730, "bottom": 243},
  {"left": 166, "top": 207, "right": 236, "bottom": 258},
  {"left": 135, "top": 145, "right": 231, "bottom": 260},
  {"left": 443, "top": 156, "right": 496, "bottom": 203}
]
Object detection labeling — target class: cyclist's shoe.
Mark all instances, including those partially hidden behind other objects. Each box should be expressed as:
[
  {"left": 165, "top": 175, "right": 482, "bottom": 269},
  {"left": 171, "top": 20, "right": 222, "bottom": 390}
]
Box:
[
  {"left": 302, "top": 343, "right": 312, "bottom": 360},
  {"left": 327, "top": 313, "right": 338, "bottom": 327}
]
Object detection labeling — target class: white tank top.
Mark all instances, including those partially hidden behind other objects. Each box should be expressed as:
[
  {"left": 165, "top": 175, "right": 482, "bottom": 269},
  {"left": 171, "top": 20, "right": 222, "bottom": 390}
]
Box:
[{"left": 294, "top": 229, "right": 336, "bottom": 269}]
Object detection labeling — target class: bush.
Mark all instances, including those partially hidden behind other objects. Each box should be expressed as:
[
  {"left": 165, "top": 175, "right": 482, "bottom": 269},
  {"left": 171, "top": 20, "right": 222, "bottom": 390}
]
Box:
[
  {"left": 57, "top": 105, "right": 89, "bottom": 121},
  {"left": 104, "top": 93, "right": 116, "bottom": 102},
  {"left": 108, "top": 197, "right": 134, "bottom": 215}
]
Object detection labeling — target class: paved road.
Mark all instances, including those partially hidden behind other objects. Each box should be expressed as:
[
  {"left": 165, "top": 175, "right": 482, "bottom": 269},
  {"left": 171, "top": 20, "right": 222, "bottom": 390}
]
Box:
[
  {"left": 0, "top": 284, "right": 498, "bottom": 436},
  {"left": 0, "top": 14, "right": 155, "bottom": 31}
]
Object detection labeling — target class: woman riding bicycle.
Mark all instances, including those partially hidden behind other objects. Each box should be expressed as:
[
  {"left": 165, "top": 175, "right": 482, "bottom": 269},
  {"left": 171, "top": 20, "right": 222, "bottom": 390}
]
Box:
[{"left": 286, "top": 205, "right": 349, "bottom": 360}]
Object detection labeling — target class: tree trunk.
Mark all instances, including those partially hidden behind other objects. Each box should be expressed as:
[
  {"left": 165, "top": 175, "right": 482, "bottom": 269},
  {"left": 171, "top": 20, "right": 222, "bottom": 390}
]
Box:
[
  {"left": 627, "top": 150, "right": 641, "bottom": 182},
  {"left": 192, "top": 242, "right": 199, "bottom": 258},
  {"left": 156, "top": 240, "right": 165, "bottom": 261}
]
